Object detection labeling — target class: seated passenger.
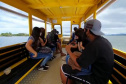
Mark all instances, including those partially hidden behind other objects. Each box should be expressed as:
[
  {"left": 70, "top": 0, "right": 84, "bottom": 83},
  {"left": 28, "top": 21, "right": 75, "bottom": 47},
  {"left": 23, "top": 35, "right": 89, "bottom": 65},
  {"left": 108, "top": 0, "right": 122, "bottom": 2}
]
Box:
[
  {"left": 40, "top": 27, "right": 55, "bottom": 59},
  {"left": 40, "top": 27, "right": 47, "bottom": 46},
  {"left": 46, "top": 32, "right": 55, "bottom": 48},
  {"left": 66, "top": 28, "right": 89, "bottom": 57},
  {"left": 54, "top": 31, "right": 66, "bottom": 56},
  {"left": 25, "top": 27, "right": 52, "bottom": 71},
  {"left": 60, "top": 19, "right": 114, "bottom": 84},
  {"left": 48, "top": 29, "right": 66, "bottom": 56},
  {"left": 68, "top": 28, "right": 87, "bottom": 53},
  {"left": 68, "top": 27, "right": 78, "bottom": 44},
  {"left": 70, "top": 28, "right": 85, "bottom": 52},
  {"left": 65, "top": 28, "right": 91, "bottom": 76}
]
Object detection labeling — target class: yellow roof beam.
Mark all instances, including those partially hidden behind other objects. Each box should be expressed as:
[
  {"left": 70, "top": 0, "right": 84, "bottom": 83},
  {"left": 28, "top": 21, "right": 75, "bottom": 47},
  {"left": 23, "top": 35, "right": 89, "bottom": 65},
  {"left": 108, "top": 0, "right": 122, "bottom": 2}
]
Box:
[
  {"left": 85, "top": 5, "right": 97, "bottom": 20},
  {"left": 28, "top": 3, "right": 95, "bottom": 9},
  {"left": 47, "top": 15, "right": 84, "bottom": 18},
  {"left": 57, "top": 0, "right": 65, "bottom": 15}
]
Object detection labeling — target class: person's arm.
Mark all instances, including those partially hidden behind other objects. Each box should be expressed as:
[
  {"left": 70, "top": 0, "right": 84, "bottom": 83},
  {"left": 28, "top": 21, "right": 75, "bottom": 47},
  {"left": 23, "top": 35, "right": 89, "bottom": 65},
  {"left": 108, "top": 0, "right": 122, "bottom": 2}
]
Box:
[
  {"left": 78, "top": 42, "right": 81, "bottom": 51},
  {"left": 78, "top": 42, "right": 85, "bottom": 51},
  {"left": 76, "top": 44, "right": 97, "bottom": 68},
  {"left": 55, "top": 34, "right": 60, "bottom": 42},
  {"left": 25, "top": 39, "right": 37, "bottom": 57},
  {"left": 39, "top": 37, "right": 46, "bottom": 46},
  {"left": 70, "top": 43, "right": 78, "bottom": 48},
  {"left": 80, "top": 42, "right": 85, "bottom": 50},
  {"left": 66, "top": 45, "right": 80, "bottom": 67},
  {"left": 71, "top": 33, "right": 75, "bottom": 41},
  {"left": 44, "top": 39, "right": 47, "bottom": 45}
]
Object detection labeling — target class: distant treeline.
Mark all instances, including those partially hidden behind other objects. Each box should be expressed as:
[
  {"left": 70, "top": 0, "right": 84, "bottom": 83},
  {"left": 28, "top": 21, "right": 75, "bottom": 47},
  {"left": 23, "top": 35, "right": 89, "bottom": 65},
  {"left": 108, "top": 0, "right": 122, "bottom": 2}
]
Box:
[
  {"left": 0, "top": 32, "right": 29, "bottom": 36},
  {"left": 105, "top": 34, "right": 126, "bottom": 36}
]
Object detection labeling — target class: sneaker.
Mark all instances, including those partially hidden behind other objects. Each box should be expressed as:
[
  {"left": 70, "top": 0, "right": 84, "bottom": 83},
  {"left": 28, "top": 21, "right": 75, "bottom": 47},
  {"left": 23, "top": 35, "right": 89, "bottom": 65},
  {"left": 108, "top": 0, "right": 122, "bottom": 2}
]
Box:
[
  {"left": 61, "top": 53, "right": 66, "bottom": 56},
  {"left": 49, "top": 58, "right": 53, "bottom": 61},
  {"left": 45, "top": 64, "right": 49, "bottom": 68},
  {"left": 38, "top": 66, "right": 48, "bottom": 71},
  {"left": 51, "top": 56, "right": 56, "bottom": 59},
  {"left": 53, "top": 56, "right": 56, "bottom": 58},
  {"left": 62, "top": 56, "right": 66, "bottom": 61}
]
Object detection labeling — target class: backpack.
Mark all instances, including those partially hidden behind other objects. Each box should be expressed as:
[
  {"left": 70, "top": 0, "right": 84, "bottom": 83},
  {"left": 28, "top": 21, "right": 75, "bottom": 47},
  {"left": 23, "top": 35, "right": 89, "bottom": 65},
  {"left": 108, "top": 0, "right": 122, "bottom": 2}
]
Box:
[
  {"left": 46, "top": 32, "right": 55, "bottom": 48},
  {"left": 38, "top": 47, "right": 52, "bottom": 54}
]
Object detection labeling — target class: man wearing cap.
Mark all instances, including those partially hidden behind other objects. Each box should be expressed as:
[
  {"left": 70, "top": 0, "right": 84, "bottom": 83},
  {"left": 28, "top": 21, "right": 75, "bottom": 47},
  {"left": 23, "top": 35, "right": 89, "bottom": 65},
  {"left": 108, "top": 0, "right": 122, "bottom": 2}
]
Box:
[{"left": 60, "top": 19, "right": 114, "bottom": 84}]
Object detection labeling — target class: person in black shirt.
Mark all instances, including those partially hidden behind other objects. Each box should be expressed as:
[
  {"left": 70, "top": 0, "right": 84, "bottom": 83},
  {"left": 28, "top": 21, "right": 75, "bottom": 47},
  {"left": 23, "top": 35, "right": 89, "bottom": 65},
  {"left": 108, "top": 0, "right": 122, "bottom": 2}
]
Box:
[
  {"left": 68, "top": 27, "right": 78, "bottom": 43},
  {"left": 55, "top": 31, "right": 66, "bottom": 56},
  {"left": 50, "top": 29, "right": 66, "bottom": 56},
  {"left": 60, "top": 19, "right": 114, "bottom": 84}
]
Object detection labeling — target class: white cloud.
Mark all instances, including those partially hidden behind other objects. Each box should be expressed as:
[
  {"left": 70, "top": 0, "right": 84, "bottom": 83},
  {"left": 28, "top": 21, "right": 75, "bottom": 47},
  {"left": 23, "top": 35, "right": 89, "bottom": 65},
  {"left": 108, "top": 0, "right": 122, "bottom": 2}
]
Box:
[
  {"left": 97, "top": 1, "right": 126, "bottom": 35},
  {"left": 32, "top": 20, "right": 45, "bottom": 28},
  {"left": 0, "top": 0, "right": 126, "bottom": 35},
  {"left": 0, "top": 9, "right": 28, "bottom": 29}
]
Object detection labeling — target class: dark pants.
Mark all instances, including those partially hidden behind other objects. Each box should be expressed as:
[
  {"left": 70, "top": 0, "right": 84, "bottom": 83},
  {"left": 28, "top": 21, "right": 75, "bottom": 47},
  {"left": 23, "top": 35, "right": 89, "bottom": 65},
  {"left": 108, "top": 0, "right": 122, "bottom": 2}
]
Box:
[{"left": 61, "top": 64, "right": 96, "bottom": 84}]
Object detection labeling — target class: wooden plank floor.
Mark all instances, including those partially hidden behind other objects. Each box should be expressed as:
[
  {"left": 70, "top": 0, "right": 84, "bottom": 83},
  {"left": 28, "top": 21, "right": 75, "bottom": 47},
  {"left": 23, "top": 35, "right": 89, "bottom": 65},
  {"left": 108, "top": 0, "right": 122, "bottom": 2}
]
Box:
[{"left": 19, "top": 48, "right": 66, "bottom": 84}]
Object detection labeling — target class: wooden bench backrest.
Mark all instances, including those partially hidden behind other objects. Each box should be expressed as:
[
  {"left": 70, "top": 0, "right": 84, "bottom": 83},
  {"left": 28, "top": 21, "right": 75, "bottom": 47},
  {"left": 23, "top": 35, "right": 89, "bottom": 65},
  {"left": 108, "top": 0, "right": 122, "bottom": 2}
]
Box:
[
  {"left": 0, "top": 43, "right": 29, "bottom": 72},
  {"left": 110, "top": 54, "right": 126, "bottom": 84}
]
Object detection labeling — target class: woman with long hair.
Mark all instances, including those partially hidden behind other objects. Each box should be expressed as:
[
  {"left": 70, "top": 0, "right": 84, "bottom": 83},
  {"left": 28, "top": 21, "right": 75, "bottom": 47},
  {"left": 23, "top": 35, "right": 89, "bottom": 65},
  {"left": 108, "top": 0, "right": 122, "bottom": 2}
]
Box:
[
  {"left": 40, "top": 27, "right": 47, "bottom": 46},
  {"left": 40, "top": 27, "right": 55, "bottom": 59},
  {"left": 25, "top": 27, "right": 52, "bottom": 71}
]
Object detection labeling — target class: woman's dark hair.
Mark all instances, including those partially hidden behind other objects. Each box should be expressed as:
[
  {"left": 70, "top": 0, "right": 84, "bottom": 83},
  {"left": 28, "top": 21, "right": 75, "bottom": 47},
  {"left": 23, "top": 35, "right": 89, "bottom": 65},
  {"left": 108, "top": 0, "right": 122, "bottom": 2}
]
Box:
[
  {"left": 74, "top": 27, "right": 77, "bottom": 31},
  {"left": 75, "top": 28, "right": 84, "bottom": 42},
  {"left": 31, "top": 27, "right": 40, "bottom": 50},
  {"left": 40, "top": 27, "right": 45, "bottom": 39}
]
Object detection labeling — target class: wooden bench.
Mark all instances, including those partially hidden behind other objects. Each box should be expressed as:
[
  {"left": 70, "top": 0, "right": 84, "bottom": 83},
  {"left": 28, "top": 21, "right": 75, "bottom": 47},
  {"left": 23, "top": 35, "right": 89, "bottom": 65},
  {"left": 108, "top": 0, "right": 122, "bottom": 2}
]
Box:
[
  {"left": 110, "top": 49, "right": 126, "bottom": 84},
  {"left": 0, "top": 43, "right": 43, "bottom": 84},
  {"left": 65, "top": 49, "right": 126, "bottom": 84}
]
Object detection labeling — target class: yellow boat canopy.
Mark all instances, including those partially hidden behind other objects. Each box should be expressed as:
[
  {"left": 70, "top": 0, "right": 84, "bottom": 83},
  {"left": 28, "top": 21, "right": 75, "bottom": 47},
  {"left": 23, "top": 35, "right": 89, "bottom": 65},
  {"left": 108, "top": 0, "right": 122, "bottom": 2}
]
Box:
[{"left": 1, "top": 0, "right": 116, "bottom": 24}]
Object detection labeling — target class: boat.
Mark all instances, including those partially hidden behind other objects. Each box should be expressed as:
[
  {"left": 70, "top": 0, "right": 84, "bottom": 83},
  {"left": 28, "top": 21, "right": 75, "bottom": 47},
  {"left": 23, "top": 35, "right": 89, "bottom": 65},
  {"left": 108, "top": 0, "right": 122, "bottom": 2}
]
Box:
[{"left": 0, "top": 0, "right": 125, "bottom": 84}]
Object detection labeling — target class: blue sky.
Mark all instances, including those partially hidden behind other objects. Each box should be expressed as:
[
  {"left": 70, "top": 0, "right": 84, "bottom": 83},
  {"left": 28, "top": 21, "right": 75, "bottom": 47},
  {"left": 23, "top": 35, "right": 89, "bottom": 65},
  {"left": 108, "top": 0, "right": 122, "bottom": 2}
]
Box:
[{"left": 0, "top": 0, "right": 126, "bottom": 35}]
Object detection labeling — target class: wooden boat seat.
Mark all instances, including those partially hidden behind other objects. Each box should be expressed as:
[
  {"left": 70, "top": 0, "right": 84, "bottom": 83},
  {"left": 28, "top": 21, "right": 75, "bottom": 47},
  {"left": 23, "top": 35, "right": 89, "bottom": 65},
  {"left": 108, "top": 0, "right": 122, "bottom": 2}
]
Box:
[
  {"left": 0, "top": 43, "right": 43, "bottom": 84},
  {"left": 65, "top": 54, "right": 126, "bottom": 84}
]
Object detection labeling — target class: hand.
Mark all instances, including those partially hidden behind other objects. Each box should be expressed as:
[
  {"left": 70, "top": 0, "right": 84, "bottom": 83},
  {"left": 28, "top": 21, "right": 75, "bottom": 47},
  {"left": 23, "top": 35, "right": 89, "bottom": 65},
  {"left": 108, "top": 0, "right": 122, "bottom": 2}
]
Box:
[
  {"left": 73, "top": 41, "right": 76, "bottom": 44},
  {"left": 71, "top": 41, "right": 75, "bottom": 44},
  {"left": 65, "top": 45, "right": 71, "bottom": 52},
  {"left": 69, "top": 44, "right": 74, "bottom": 48},
  {"left": 33, "top": 52, "right": 37, "bottom": 58},
  {"left": 80, "top": 42, "right": 85, "bottom": 50},
  {"left": 45, "top": 39, "right": 47, "bottom": 42}
]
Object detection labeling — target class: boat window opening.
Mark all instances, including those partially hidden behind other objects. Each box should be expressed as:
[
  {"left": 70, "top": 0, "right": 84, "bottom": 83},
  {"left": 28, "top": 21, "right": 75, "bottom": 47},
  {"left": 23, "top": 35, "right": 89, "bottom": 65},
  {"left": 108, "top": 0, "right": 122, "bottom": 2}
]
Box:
[
  {"left": 86, "top": 14, "right": 93, "bottom": 21},
  {"left": 72, "top": 25, "right": 79, "bottom": 32},
  {"left": 62, "top": 21, "right": 71, "bottom": 37},
  {"left": 97, "top": 0, "right": 126, "bottom": 52},
  {"left": 103, "top": 35, "right": 126, "bottom": 52},
  {"left": 81, "top": 21, "right": 84, "bottom": 29},
  {"left": 32, "top": 16, "right": 44, "bottom": 22},
  {"left": 47, "top": 23, "right": 52, "bottom": 33},
  {"left": 54, "top": 25, "right": 61, "bottom": 34},
  {"left": 0, "top": 9, "right": 29, "bottom": 48},
  {"left": 32, "top": 16, "right": 45, "bottom": 28}
]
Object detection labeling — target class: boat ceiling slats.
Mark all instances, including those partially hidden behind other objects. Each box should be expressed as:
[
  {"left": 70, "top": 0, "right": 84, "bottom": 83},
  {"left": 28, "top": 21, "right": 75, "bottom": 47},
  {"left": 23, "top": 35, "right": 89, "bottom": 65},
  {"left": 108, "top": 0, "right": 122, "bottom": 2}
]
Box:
[{"left": 1, "top": 0, "right": 111, "bottom": 21}]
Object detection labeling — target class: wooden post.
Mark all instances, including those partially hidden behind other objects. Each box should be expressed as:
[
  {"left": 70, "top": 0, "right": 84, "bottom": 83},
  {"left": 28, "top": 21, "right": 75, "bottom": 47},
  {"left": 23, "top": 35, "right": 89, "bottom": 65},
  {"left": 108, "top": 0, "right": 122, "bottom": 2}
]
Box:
[
  {"left": 45, "top": 20, "right": 47, "bottom": 37},
  {"left": 93, "top": 11, "right": 96, "bottom": 19},
  {"left": 28, "top": 13, "right": 32, "bottom": 36}
]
